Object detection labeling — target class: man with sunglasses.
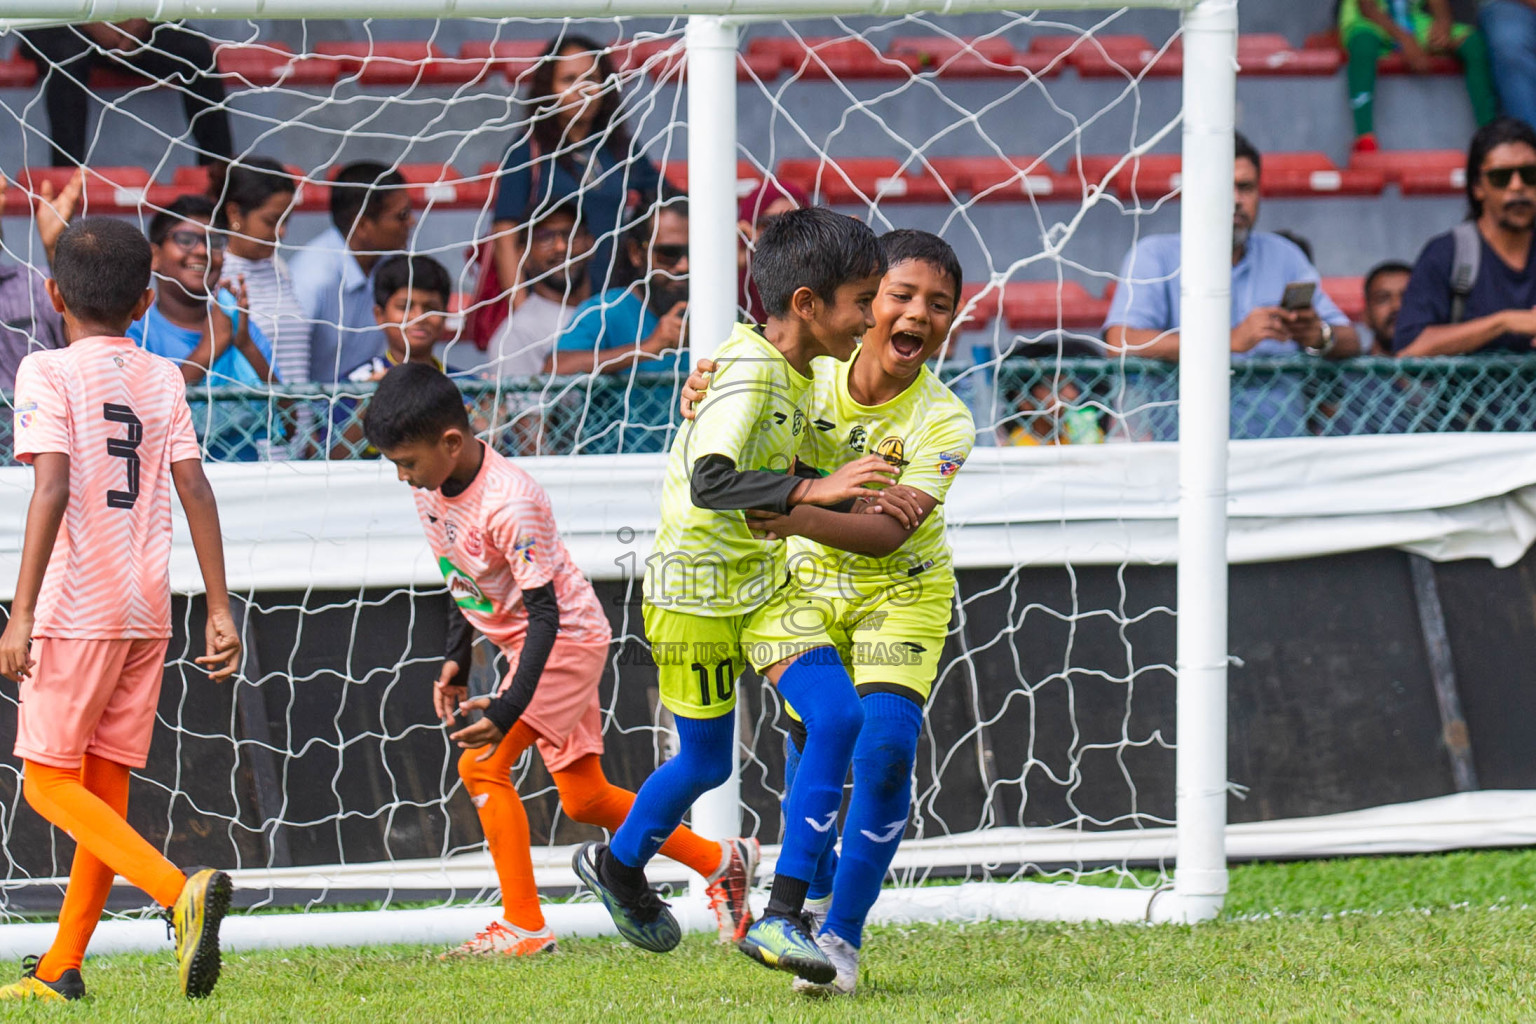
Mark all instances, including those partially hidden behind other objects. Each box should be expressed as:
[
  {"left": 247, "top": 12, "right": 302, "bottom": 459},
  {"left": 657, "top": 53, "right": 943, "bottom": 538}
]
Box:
[{"left": 1395, "top": 117, "right": 1536, "bottom": 357}]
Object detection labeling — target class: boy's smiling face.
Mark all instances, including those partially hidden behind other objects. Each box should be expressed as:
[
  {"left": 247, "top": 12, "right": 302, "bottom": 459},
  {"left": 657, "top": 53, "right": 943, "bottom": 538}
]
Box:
[
  {"left": 808, "top": 272, "right": 883, "bottom": 362},
  {"left": 866, "top": 258, "right": 958, "bottom": 380},
  {"left": 376, "top": 286, "right": 446, "bottom": 361}
]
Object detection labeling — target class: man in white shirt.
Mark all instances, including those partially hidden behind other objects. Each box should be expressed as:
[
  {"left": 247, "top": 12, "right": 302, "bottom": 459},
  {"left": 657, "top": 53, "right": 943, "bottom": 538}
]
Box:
[{"left": 485, "top": 203, "right": 593, "bottom": 380}]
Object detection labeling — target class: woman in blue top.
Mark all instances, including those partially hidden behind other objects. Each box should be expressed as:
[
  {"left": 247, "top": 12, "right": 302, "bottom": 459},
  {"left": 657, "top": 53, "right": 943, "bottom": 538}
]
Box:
[
  {"left": 131, "top": 194, "right": 278, "bottom": 460},
  {"left": 489, "top": 35, "right": 667, "bottom": 321}
]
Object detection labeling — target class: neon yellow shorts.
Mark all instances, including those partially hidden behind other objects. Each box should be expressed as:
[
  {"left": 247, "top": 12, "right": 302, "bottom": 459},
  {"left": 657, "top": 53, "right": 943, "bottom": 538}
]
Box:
[
  {"left": 740, "top": 569, "right": 954, "bottom": 705},
  {"left": 642, "top": 604, "right": 748, "bottom": 720}
]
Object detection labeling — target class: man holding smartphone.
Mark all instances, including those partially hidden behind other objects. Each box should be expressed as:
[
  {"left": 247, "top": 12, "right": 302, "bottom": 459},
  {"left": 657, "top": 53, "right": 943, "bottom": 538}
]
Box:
[{"left": 1100, "top": 133, "right": 1359, "bottom": 438}]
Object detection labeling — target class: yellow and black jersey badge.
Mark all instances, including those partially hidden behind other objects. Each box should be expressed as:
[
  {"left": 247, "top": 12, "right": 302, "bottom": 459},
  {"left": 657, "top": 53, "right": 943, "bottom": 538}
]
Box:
[{"left": 875, "top": 435, "right": 909, "bottom": 470}]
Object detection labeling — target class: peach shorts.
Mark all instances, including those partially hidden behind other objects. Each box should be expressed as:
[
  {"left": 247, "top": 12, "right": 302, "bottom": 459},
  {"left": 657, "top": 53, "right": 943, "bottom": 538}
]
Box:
[
  {"left": 14, "top": 636, "right": 169, "bottom": 770},
  {"left": 501, "top": 637, "right": 609, "bottom": 773}
]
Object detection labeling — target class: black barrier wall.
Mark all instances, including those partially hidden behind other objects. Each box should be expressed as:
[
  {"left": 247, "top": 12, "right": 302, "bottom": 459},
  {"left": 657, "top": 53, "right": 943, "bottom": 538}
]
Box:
[{"left": 3, "top": 546, "right": 1532, "bottom": 887}]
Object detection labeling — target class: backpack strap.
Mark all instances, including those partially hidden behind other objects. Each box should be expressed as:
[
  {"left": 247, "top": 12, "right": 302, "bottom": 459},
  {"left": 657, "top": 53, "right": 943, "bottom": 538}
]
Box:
[{"left": 1449, "top": 220, "right": 1481, "bottom": 325}]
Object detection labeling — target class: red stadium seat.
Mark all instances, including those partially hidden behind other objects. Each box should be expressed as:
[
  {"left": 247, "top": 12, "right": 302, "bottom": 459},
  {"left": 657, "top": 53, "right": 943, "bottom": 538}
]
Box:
[
  {"left": 1321, "top": 276, "right": 1366, "bottom": 322},
  {"left": 215, "top": 42, "right": 338, "bottom": 87},
  {"left": 776, "top": 157, "right": 951, "bottom": 204},
  {"left": 886, "top": 36, "right": 1056, "bottom": 78},
  {"left": 1261, "top": 152, "right": 1385, "bottom": 197},
  {"left": 457, "top": 39, "right": 547, "bottom": 85},
  {"left": 1235, "top": 33, "right": 1343, "bottom": 76},
  {"left": 314, "top": 41, "right": 484, "bottom": 86},
  {"left": 656, "top": 160, "right": 767, "bottom": 197},
  {"left": 746, "top": 36, "right": 899, "bottom": 80},
  {"left": 1003, "top": 280, "right": 1109, "bottom": 330},
  {"left": 926, "top": 155, "right": 1076, "bottom": 201},
  {"left": 397, "top": 163, "right": 492, "bottom": 210},
  {"left": 1304, "top": 29, "right": 1460, "bottom": 74},
  {"left": 957, "top": 282, "right": 1003, "bottom": 332},
  {"left": 0, "top": 55, "right": 38, "bottom": 88},
  {"left": 1350, "top": 149, "right": 1465, "bottom": 195},
  {"left": 5, "top": 166, "right": 152, "bottom": 216},
  {"left": 1070, "top": 153, "right": 1182, "bottom": 201},
  {"left": 1062, "top": 35, "right": 1182, "bottom": 79}
]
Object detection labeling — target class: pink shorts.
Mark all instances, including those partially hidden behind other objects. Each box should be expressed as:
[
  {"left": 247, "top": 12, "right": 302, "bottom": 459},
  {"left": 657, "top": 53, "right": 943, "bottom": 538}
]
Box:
[
  {"left": 14, "top": 636, "right": 169, "bottom": 770},
  {"left": 501, "top": 637, "right": 608, "bottom": 773}
]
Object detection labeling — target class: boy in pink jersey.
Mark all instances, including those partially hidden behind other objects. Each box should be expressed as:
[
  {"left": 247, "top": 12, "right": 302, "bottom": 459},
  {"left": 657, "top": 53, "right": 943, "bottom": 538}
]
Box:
[
  {"left": 0, "top": 218, "right": 242, "bottom": 1002},
  {"left": 363, "top": 362, "right": 758, "bottom": 957}
]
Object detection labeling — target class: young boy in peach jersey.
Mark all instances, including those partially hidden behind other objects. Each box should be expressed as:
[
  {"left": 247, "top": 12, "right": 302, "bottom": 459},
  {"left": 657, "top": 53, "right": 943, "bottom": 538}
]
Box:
[
  {"left": 0, "top": 217, "right": 242, "bottom": 1002},
  {"left": 364, "top": 362, "right": 757, "bottom": 957}
]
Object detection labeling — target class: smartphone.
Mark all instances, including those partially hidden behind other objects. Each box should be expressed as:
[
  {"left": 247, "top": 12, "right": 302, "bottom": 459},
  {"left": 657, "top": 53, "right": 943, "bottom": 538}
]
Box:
[{"left": 1280, "top": 281, "right": 1316, "bottom": 312}]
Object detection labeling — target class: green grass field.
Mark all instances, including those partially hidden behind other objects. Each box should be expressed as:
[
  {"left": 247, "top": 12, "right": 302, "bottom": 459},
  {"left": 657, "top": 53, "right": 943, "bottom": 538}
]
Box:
[{"left": 4, "top": 849, "right": 1535, "bottom": 1023}]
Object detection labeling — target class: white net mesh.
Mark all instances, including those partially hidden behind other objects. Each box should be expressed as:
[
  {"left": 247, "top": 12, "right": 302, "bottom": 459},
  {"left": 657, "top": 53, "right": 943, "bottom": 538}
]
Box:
[{"left": 0, "top": 9, "right": 1192, "bottom": 926}]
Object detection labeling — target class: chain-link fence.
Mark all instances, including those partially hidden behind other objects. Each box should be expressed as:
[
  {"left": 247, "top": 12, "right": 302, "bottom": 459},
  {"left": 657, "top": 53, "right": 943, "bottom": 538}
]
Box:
[{"left": 2, "top": 357, "right": 1533, "bottom": 463}]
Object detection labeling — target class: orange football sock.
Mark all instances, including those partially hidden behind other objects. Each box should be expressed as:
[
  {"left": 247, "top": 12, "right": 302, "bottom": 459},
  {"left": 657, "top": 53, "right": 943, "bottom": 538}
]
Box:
[
  {"left": 23, "top": 759, "right": 185, "bottom": 917},
  {"left": 458, "top": 721, "right": 544, "bottom": 932},
  {"left": 553, "top": 755, "right": 723, "bottom": 878},
  {"left": 35, "top": 756, "right": 134, "bottom": 982}
]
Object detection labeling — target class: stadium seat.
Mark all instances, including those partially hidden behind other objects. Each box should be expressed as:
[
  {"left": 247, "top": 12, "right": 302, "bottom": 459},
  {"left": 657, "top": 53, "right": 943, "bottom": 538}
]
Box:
[
  {"left": 925, "top": 155, "right": 1075, "bottom": 201},
  {"left": 1060, "top": 35, "right": 1183, "bottom": 79},
  {"left": 1070, "top": 153, "right": 1182, "bottom": 201},
  {"left": 1322, "top": 276, "right": 1366, "bottom": 322},
  {"left": 0, "top": 55, "right": 38, "bottom": 88},
  {"left": 1261, "top": 152, "right": 1385, "bottom": 197},
  {"left": 456, "top": 39, "right": 547, "bottom": 85},
  {"left": 1002, "top": 280, "right": 1110, "bottom": 330},
  {"left": 745, "top": 36, "right": 900, "bottom": 80},
  {"left": 215, "top": 42, "right": 339, "bottom": 87},
  {"left": 1304, "top": 29, "right": 1461, "bottom": 74},
  {"left": 886, "top": 36, "right": 1056, "bottom": 78},
  {"left": 314, "top": 41, "right": 484, "bottom": 86},
  {"left": 655, "top": 160, "right": 767, "bottom": 197},
  {"left": 1349, "top": 149, "right": 1465, "bottom": 195},
  {"left": 1235, "top": 33, "right": 1343, "bottom": 76},
  {"left": 776, "top": 157, "right": 951, "bottom": 204},
  {"left": 3, "top": 166, "right": 152, "bottom": 216},
  {"left": 396, "top": 163, "right": 492, "bottom": 210},
  {"left": 957, "top": 281, "right": 1003, "bottom": 332}
]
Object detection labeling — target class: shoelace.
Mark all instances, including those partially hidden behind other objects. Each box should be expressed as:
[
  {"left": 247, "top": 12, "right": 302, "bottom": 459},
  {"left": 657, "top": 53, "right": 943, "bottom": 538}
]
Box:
[
  {"left": 796, "top": 911, "right": 820, "bottom": 942},
  {"left": 19, "top": 955, "right": 39, "bottom": 979},
  {"left": 629, "top": 885, "right": 671, "bottom": 925}
]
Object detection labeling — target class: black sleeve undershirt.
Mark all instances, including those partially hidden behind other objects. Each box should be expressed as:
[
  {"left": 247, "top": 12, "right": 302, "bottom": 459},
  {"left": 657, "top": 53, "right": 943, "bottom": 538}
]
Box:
[
  {"left": 689, "top": 453, "right": 800, "bottom": 513},
  {"left": 483, "top": 582, "right": 560, "bottom": 734},
  {"left": 444, "top": 599, "right": 475, "bottom": 683}
]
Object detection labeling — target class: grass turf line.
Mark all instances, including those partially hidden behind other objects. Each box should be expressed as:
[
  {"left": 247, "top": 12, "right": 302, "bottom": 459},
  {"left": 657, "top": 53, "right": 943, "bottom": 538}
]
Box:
[{"left": 3, "top": 848, "right": 1534, "bottom": 1023}]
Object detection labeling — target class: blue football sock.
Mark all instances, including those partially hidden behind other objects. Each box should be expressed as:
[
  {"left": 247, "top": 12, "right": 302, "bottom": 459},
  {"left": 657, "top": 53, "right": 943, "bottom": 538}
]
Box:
[
  {"left": 782, "top": 730, "right": 839, "bottom": 900},
  {"left": 772, "top": 647, "right": 863, "bottom": 893},
  {"left": 609, "top": 711, "right": 734, "bottom": 870},
  {"left": 823, "top": 692, "right": 923, "bottom": 948}
]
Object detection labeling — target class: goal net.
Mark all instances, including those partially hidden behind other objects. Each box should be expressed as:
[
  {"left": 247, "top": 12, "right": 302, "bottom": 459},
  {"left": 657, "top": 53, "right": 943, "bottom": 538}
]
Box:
[{"left": 0, "top": 0, "right": 1234, "bottom": 948}]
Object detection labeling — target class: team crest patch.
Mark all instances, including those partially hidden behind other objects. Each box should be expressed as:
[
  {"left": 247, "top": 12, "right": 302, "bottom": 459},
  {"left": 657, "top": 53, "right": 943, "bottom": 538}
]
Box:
[
  {"left": 847, "top": 425, "right": 867, "bottom": 452},
  {"left": 874, "top": 435, "right": 909, "bottom": 470},
  {"left": 513, "top": 535, "right": 536, "bottom": 563},
  {"left": 462, "top": 529, "right": 483, "bottom": 558},
  {"left": 112, "top": 355, "right": 126, "bottom": 368},
  {"left": 938, "top": 448, "right": 966, "bottom": 477},
  {"left": 13, "top": 401, "right": 36, "bottom": 430}
]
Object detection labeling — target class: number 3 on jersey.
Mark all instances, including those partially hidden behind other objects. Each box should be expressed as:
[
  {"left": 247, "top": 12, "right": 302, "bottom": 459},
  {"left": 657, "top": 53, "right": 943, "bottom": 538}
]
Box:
[{"left": 104, "top": 403, "right": 142, "bottom": 510}]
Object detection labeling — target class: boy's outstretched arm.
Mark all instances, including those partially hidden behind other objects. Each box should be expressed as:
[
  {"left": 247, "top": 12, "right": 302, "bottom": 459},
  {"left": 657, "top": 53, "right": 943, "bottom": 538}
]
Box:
[
  {"left": 748, "top": 485, "right": 939, "bottom": 559},
  {"left": 171, "top": 459, "right": 241, "bottom": 682},
  {"left": 0, "top": 453, "right": 70, "bottom": 680}
]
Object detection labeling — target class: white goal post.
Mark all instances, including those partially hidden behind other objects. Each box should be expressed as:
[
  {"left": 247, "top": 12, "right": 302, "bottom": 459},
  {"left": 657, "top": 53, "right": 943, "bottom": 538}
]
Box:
[{"left": 0, "top": 0, "right": 1236, "bottom": 943}]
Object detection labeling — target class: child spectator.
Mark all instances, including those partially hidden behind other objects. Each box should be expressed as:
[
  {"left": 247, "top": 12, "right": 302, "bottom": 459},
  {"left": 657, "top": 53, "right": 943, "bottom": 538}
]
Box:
[
  {"left": 349, "top": 254, "right": 452, "bottom": 381},
  {"left": 217, "top": 158, "right": 310, "bottom": 384}
]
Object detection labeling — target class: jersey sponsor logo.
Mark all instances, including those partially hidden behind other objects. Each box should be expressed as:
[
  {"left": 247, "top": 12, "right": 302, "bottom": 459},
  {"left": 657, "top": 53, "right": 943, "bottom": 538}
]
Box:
[
  {"left": 938, "top": 448, "right": 966, "bottom": 477},
  {"left": 805, "top": 810, "right": 838, "bottom": 833},
  {"left": 512, "top": 535, "right": 536, "bottom": 563},
  {"left": 13, "top": 401, "right": 36, "bottom": 430},
  {"left": 792, "top": 408, "right": 805, "bottom": 436},
  {"left": 438, "top": 556, "right": 493, "bottom": 614},
  {"left": 846, "top": 425, "right": 867, "bottom": 451},
  {"left": 875, "top": 435, "right": 909, "bottom": 470},
  {"left": 860, "top": 819, "right": 907, "bottom": 844},
  {"left": 813, "top": 417, "right": 835, "bottom": 433}
]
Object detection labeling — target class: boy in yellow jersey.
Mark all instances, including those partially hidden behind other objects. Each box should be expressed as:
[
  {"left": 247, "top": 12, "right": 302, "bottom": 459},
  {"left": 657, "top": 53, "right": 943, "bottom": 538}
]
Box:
[
  {"left": 574, "top": 208, "right": 895, "bottom": 982},
  {"left": 683, "top": 229, "right": 975, "bottom": 995}
]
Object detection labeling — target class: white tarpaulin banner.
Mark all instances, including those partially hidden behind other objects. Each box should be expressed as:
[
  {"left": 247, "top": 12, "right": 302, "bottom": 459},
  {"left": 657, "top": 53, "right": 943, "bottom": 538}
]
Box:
[{"left": 0, "top": 433, "right": 1533, "bottom": 597}]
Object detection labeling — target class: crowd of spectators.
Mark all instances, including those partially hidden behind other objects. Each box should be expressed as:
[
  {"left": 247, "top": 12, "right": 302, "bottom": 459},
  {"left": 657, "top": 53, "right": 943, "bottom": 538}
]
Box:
[{"left": 2, "top": 23, "right": 1535, "bottom": 457}]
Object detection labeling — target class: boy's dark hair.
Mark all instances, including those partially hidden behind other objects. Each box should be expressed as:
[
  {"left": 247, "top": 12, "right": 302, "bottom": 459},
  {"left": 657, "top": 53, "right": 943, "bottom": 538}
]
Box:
[
  {"left": 1364, "top": 259, "right": 1413, "bottom": 296},
  {"left": 1466, "top": 116, "right": 1536, "bottom": 218},
  {"left": 1234, "top": 130, "right": 1262, "bottom": 175},
  {"left": 752, "top": 207, "right": 887, "bottom": 317},
  {"left": 220, "top": 156, "right": 295, "bottom": 217},
  {"left": 51, "top": 217, "right": 153, "bottom": 324},
  {"left": 148, "top": 194, "right": 219, "bottom": 246},
  {"left": 330, "top": 161, "right": 407, "bottom": 235},
  {"left": 373, "top": 254, "right": 452, "bottom": 310},
  {"left": 363, "top": 362, "right": 471, "bottom": 451},
  {"left": 878, "top": 229, "right": 962, "bottom": 303}
]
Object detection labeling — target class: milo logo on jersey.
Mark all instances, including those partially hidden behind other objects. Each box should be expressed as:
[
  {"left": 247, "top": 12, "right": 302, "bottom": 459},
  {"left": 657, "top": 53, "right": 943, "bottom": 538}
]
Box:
[{"left": 438, "top": 556, "right": 493, "bottom": 614}]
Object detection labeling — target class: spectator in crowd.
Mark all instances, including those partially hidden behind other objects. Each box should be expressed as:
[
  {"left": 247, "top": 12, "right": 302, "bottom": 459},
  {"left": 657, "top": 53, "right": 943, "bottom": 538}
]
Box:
[
  {"left": 0, "top": 170, "right": 80, "bottom": 389},
  {"left": 131, "top": 194, "right": 277, "bottom": 460},
  {"left": 1103, "top": 132, "right": 1358, "bottom": 439},
  {"left": 479, "top": 34, "right": 669, "bottom": 348},
  {"left": 289, "top": 161, "right": 415, "bottom": 383},
  {"left": 1395, "top": 117, "right": 1536, "bottom": 356},
  {"left": 19, "top": 22, "right": 232, "bottom": 168},
  {"left": 483, "top": 203, "right": 593, "bottom": 379},
  {"left": 1339, "top": 0, "right": 1496, "bottom": 155},
  {"left": 998, "top": 379, "right": 1104, "bottom": 446},
  {"left": 349, "top": 255, "right": 452, "bottom": 381},
  {"left": 1363, "top": 260, "right": 1412, "bottom": 355},
  {"left": 737, "top": 179, "right": 809, "bottom": 322},
  {"left": 1478, "top": 1, "right": 1536, "bottom": 131},
  {"left": 552, "top": 196, "right": 688, "bottom": 377},
  {"left": 217, "top": 157, "right": 311, "bottom": 383}
]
